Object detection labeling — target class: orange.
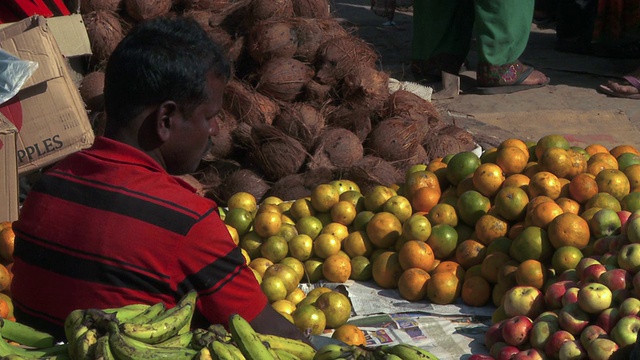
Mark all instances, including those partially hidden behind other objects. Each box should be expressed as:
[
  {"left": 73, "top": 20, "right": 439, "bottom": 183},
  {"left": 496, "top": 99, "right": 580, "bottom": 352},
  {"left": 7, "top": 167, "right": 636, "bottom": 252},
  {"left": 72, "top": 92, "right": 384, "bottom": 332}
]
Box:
[
  {"left": 585, "top": 143, "right": 609, "bottom": 156},
  {"left": 446, "top": 151, "right": 481, "bottom": 186},
  {"left": 350, "top": 256, "right": 373, "bottom": 281},
  {"left": 523, "top": 162, "right": 542, "bottom": 178},
  {"left": 263, "top": 263, "right": 300, "bottom": 294},
  {"left": 485, "top": 236, "right": 512, "bottom": 255},
  {"left": 261, "top": 276, "right": 288, "bottom": 303},
  {"left": 496, "top": 146, "right": 529, "bottom": 176},
  {"left": 383, "top": 195, "right": 413, "bottom": 223},
  {"left": 280, "top": 257, "right": 305, "bottom": 283},
  {"left": 616, "top": 152, "right": 640, "bottom": 171},
  {"left": 472, "top": 162, "right": 506, "bottom": 197},
  {"left": 463, "top": 264, "right": 483, "bottom": 282},
  {"left": 320, "top": 222, "right": 349, "bottom": 242},
  {"left": 586, "top": 160, "right": 616, "bottom": 177},
  {"left": 256, "top": 203, "right": 282, "bottom": 215},
  {"left": 339, "top": 191, "right": 365, "bottom": 212},
  {"left": 426, "top": 224, "right": 458, "bottom": 260},
  {"left": 455, "top": 239, "right": 487, "bottom": 270},
  {"left": 253, "top": 211, "right": 282, "bottom": 238},
  {"left": 0, "top": 296, "right": 10, "bottom": 319},
  {"left": 371, "top": 251, "right": 403, "bottom": 289},
  {"left": 584, "top": 192, "right": 621, "bottom": 212},
  {"left": 366, "top": 212, "right": 402, "bottom": 249},
  {"left": 405, "top": 170, "right": 441, "bottom": 199},
  {"left": 551, "top": 245, "right": 584, "bottom": 274},
  {"left": 322, "top": 254, "right": 351, "bottom": 283},
  {"left": 311, "top": 184, "right": 340, "bottom": 213},
  {"left": 224, "top": 208, "right": 254, "bottom": 236},
  {"left": 296, "top": 215, "right": 324, "bottom": 239},
  {"left": 480, "top": 147, "right": 499, "bottom": 164},
  {"left": 474, "top": 214, "right": 509, "bottom": 246},
  {"left": 498, "top": 138, "right": 531, "bottom": 158},
  {"left": 0, "top": 263, "right": 11, "bottom": 292},
  {"left": 535, "top": 134, "right": 570, "bottom": 160},
  {"left": 352, "top": 211, "right": 375, "bottom": 232},
  {"left": 342, "top": 231, "right": 374, "bottom": 258},
  {"left": 426, "top": 203, "right": 458, "bottom": 227},
  {"left": 227, "top": 191, "right": 258, "bottom": 213},
  {"left": 430, "top": 260, "right": 465, "bottom": 280},
  {"left": 556, "top": 197, "right": 581, "bottom": 215},
  {"left": 330, "top": 179, "right": 361, "bottom": 195},
  {"left": 426, "top": 271, "right": 462, "bottom": 305},
  {"left": 547, "top": 212, "right": 590, "bottom": 249},
  {"left": 397, "top": 268, "right": 431, "bottom": 301},
  {"left": 559, "top": 177, "right": 571, "bottom": 198},
  {"left": 303, "top": 258, "right": 325, "bottom": 283},
  {"left": 461, "top": 276, "right": 491, "bottom": 307},
  {"left": 580, "top": 206, "right": 603, "bottom": 223},
  {"left": 526, "top": 195, "right": 555, "bottom": 214},
  {"left": 492, "top": 282, "right": 511, "bottom": 308},
  {"left": 363, "top": 185, "right": 397, "bottom": 213},
  {"left": 480, "top": 252, "right": 511, "bottom": 283},
  {"left": 289, "top": 234, "right": 314, "bottom": 261},
  {"left": 330, "top": 201, "right": 357, "bottom": 226},
  {"left": 539, "top": 147, "right": 572, "bottom": 178},
  {"left": 411, "top": 187, "right": 441, "bottom": 213},
  {"left": 527, "top": 201, "right": 563, "bottom": 229},
  {"left": 260, "top": 236, "right": 289, "bottom": 263},
  {"left": 588, "top": 152, "right": 618, "bottom": 169},
  {"left": 262, "top": 196, "right": 283, "bottom": 206},
  {"left": 565, "top": 148, "right": 589, "bottom": 179},
  {"left": 502, "top": 173, "right": 530, "bottom": 191},
  {"left": 289, "top": 198, "right": 316, "bottom": 220},
  {"left": 240, "top": 231, "right": 265, "bottom": 260},
  {"left": 510, "top": 225, "right": 553, "bottom": 262},
  {"left": 622, "top": 192, "right": 640, "bottom": 212},
  {"left": 624, "top": 164, "right": 640, "bottom": 191},
  {"left": 493, "top": 186, "right": 529, "bottom": 221},
  {"left": 528, "top": 171, "right": 562, "bottom": 199},
  {"left": 497, "top": 260, "right": 520, "bottom": 287},
  {"left": 313, "top": 234, "right": 341, "bottom": 259},
  {"left": 398, "top": 240, "right": 436, "bottom": 272},
  {"left": 568, "top": 173, "right": 598, "bottom": 204},
  {"left": 456, "top": 190, "right": 491, "bottom": 226},
  {"left": 508, "top": 222, "right": 526, "bottom": 240},
  {"left": 609, "top": 144, "right": 640, "bottom": 158},
  {"left": 515, "top": 259, "right": 547, "bottom": 289},
  {"left": 332, "top": 324, "right": 366, "bottom": 346},
  {"left": 595, "top": 169, "right": 630, "bottom": 201},
  {"left": 455, "top": 176, "right": 477, "bottom": 197},
  {"left": 0, "top": 226, "right": 15, "bottom": 262}
]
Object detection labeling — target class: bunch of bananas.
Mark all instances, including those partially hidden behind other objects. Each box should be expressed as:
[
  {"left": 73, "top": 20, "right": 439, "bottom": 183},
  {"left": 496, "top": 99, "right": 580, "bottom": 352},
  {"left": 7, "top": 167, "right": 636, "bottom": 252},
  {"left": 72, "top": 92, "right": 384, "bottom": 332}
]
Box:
[
  {"left": 313, "top": 343, "right": 439, "bottom": 360},
  {"left": 0, "top": 317, "right": 69, "bottom": 359}
]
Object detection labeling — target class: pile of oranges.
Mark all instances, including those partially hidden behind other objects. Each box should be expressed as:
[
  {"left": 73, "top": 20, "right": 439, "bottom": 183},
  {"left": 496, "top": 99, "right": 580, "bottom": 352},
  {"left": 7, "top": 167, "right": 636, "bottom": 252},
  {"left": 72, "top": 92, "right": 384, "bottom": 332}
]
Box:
[{"left": 221, "top": 134, "right": 640, "bottom": 335}]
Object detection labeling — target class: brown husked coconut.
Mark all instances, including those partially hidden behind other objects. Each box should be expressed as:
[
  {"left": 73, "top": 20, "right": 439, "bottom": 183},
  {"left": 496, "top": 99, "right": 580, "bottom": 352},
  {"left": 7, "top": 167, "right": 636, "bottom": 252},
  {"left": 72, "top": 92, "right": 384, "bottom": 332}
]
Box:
[
  {"left": 80, "top": 71, "right": 105, "bottom": 112},
  {"left": 183, "top": 0, "right": 229, "bottom": 10},
  {"left": 343, "top": 155, "right": 402, "bottom": 194},
  {"left": 124, "top": 0, "right": 172, "bottom": 22},
  {"left": 224, "top": 79, "right": 279, "bottom": 125},
  {"left": 231, "top": 122, "right": 252, "bottom": 149},
  {"left": 219, "top": 168, "right": 271, "bottom": 204},
  {"left": 342, "top": 66, "right": 390, "bottom": 112},
  {"left": 324, "top": 102, "right": 374, "bottom": 142},
  {"left": 384, "top": 90, "right": 444, "bottom": 132},
  {"left": 423, "top": 134, "right": 466, "bottom": 161},
  {"left": 313, "top": 127, "right": 363, "bottom": 168},
  {"left": 204, "top": 26, "right": 234, "bottom": 53},
  {"left": 315, "top": 36, "right": 378, "bottom": 86},
  {"left": 303, "top": 167, "right": 334, "bottom": 189},
  {"left": 247, "top": 20, "right": 298, "bottom": 64},
  {"left": 83, "top": 10, "right": 124, "bottom": 65},
  {"left": 292, "top": 18, "right": 348, "bottom": 63},
  {"left": 227, "top": 35, "right": 246, "bottom": 62},
  {"left": 249, "top": 123, "right": 308, "bottom": 181},
  {"left": 251, "top": 0, "right": 294, "bottom": 21},
  {"left": 437, "top": 124, "right": 477, "bottom": 151},
  {"left": 273, "top": 102, "right": 325, "bottom": 150},
  {"left": 203, "top": 110, "right": 238, "bottom": 160},
  {"left": 366, "top": 116, "right": 430, "bottom": 162},
  {"left": 81, "top": 0, "right": 122, "bottom": 13},
  {"left": 307, "top": 144, "right": 335, "bottom": 171},
  {"left": 184, "top": 10, "right": 213, "bottom": 29},
  {"left": 395, "top": 144, "right": 429, "bottom": 175},
  {"left": 256, "top": 57, "right": 315, "bottom": 102},
  {"left": 303, "top": 80, "right": 332, "bottom": 104},
  {"left": 267, "top": 174, "right": 310, "bottom": 201},
  {"left": 292, "top": 0, "right": 330, "bottom": 18}
]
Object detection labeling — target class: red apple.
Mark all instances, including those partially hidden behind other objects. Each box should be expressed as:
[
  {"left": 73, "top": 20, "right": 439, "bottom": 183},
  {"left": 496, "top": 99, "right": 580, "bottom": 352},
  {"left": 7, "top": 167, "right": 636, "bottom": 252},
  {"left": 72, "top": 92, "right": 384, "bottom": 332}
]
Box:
[
  {"left": 575, "top": 257, "right": 601, "bottom": 279},
  {"left": 544, "top": 280, "right": 578, "bottom": 309},
  {"left": 577, "top": 283, "right": 612, "bottom": 314},
  {"left": 490, "top": 341, "right": 510, "bottom": 359},
  {"left": 579, "top": 324, "right": 608, "bottom": 348},
  {"left": 624, "top": 211, "right": 640, "bottom": 240},
  {"left": 633, "top": 271, "right": 640, "bottom": 298},
  {"left": 595, "top": 307, "right": 620, "bottom": 333},
  {"left": 558, "top": 339, "right": 587, "bottom": 360},
  {"left": 529, "top": 313, "right": 560, "bottom": 351},
  {"left": 544, "top": 330, "right": 575, "bottom": 358},
  {"left": 622, "top": 210, "right": 640, "bottom": 236},
  {"left": 512, "top": 348, "right": 545, "bottom": 360},
  {"left": 485, "top": 320, "right": 505, "bottom": 350},
  {"left": 619, "top": 297, "right": 640, "bottom": 317},
  {"left": 588, "top": 208, "right": 622, "bottom": 239},
  {"left": 503, "top": 286, "right": 545, "bottom": 319},
  {"left": 580, "top": 263, "right": 607, "bottom": 284},
  {"left": 598, "top": 268, "right": 632, "bottom": 292},
  {"left": 592, "top": 236, "right": 613, "bottom": 255},
  {"left": 558, "top": 268, "right": 580, "bottom": 282},
  {"left": 502, "top": 315, "right": 533, "bottom": 347},
  {"left": 599, "top": 252, "right": 618, "bottom": 267},
  {"left": 618, "top": 243, "right": 640, "bottom": 273},
  {"left": 561, "top": 286, "right": 580, "bottom": 307},
  {"left": 585, "top": 338, "right": 619, "bottom": 360},
  {"left": 610, "top": 314, "right": 640, "bottom": 348},
  {"left": 558, "top": 302, "right": 590, "bottom": 335},
  {"left": 496, "top": 345, "right": 520, "bottom": 360},
  {"left": 608, "top": 234, "right": 628, "bottom": 253},
  {"left": 612, "top": 288, "right": 633, "bottom": 306},
  {"left": 618, "top": 210, "right": 633, "bottom": 229},
  {"left": 468, "top": 355, "right": 495, "bottom": 360}
]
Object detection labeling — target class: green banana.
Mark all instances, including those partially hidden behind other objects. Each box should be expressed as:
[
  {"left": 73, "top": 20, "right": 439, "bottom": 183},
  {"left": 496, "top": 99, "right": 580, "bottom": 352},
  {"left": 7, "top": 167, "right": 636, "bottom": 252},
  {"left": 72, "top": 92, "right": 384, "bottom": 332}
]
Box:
[
  {"left": 107, "top": 322, "right": 198, "bottom": 360},
  {"left": 210, "top": 340, "right": 240, "bottom": 360},
  {"left": 74, "top": 327, "right": 98, "bottom": 360},
  {"left": 0, "top": 318, "right": 56, "bottom": 348},
  {"left": 274, "top": 348, "right": 302, "bottom": 360},
  {"left": 63, "top": 309, "right": 87, "bottom": 346},
  {"left": 228, "top": 313, "right": 274, "bottom": 360},
  {"left": 225, "top": 342, "right": 247, "bottom": 360},
  {"left": 154, "top": 330, "right": 194, "bottom": 348},
  {"left": 120, "top": 291, "right": 196, "bottom": 344},
  {"left": 192, "top": 328, "right": 216, "bottom": 350},
  {"left": 208, "top": 323, "right": 233, "bottom": 342},
  {"left": 94, "top": 335, "right": 115, "bottom": 360},
  {"left": 196, "top": 346, "right": 214, "bottom": 360},
  {"left": 66, "top": 323, "right": 90, "bottom": 360},
  {"left": 381, "top": 344, "right": 439, "bottom": 360},
  {"left": 0, "top": 337, "right": 68, "bottom": 358},
  {"left": 103, "top": 303, "right": 151, "bottom": 323},
  {"left": 352, "top": 346, "right": 375, "bottom": 360},
  {"left": 123, "top": 302, "right": 166, "bottom": 325},
  {"left": 312, "top": 344, "right": 355, "bottom": 360},
  {"left": 257, "top": 333, "right": 316, "bottom": 360}
]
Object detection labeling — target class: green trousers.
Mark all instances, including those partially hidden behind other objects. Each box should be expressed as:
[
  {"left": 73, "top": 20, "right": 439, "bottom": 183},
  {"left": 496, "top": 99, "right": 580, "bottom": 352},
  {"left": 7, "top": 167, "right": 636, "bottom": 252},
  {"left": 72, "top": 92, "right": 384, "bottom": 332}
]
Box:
[{"left": 412, "top": 0, "right": 534, "bottom": 69}]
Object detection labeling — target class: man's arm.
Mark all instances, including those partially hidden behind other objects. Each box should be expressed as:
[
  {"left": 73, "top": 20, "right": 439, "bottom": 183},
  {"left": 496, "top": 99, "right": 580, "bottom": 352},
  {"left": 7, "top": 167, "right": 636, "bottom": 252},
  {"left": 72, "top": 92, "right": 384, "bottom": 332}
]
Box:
[{"left": 250, "top": 305, "right": 314, "bottom": 346}]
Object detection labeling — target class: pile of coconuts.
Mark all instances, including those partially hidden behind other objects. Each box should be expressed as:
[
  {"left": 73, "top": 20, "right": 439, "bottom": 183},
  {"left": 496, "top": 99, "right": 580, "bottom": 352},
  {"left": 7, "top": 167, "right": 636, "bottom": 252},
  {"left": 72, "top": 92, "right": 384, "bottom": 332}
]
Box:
[{"left": 77, "top": 0, "right": 478, "bottom": 205}]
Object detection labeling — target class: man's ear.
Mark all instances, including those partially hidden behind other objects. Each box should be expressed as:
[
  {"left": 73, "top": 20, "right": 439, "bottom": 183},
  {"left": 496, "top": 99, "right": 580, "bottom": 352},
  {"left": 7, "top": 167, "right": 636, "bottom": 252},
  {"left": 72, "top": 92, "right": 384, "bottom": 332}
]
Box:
[{"left": 156, "top": 101, "right": 179, "bottom": 142}]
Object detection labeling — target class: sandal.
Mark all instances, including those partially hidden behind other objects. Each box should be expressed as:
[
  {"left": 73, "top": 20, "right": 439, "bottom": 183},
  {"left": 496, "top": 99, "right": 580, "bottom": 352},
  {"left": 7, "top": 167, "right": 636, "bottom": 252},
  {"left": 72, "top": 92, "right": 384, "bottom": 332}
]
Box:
[
  {"left": 476, "top": 61, "right": 550, "bottom": 95},
  {"left": 597, "top": 75, "right": 640, "bottom": 99}
]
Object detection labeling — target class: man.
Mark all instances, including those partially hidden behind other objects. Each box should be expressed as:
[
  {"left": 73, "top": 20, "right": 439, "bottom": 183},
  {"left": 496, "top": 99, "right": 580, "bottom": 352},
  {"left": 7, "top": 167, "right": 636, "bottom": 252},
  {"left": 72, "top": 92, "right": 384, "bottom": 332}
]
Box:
[{"left": 10, "top": 17, "right": 308, "bottom": 343}]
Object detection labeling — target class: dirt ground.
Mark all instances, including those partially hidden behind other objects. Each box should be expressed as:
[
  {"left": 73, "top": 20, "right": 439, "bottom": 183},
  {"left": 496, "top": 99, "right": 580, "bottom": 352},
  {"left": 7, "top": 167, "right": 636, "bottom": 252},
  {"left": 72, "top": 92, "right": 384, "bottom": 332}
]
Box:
[{"left": 331, "top": 0, "right": 640, "bottom": 151}]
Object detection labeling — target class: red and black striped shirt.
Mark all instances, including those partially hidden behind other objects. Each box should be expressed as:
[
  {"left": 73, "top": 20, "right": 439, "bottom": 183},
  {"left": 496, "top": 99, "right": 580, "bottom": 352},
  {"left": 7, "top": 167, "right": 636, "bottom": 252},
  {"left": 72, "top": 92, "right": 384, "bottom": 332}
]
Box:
[{"left": 10, "top": 137, "right": 266, "bottom": 339}]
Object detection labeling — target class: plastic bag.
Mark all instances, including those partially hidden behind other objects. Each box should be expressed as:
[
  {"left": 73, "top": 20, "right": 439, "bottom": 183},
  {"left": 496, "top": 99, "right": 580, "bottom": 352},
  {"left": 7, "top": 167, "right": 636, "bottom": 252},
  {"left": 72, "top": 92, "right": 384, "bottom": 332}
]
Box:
[{"left": 0, "top": 48, "right": 38, "bottom": 105}]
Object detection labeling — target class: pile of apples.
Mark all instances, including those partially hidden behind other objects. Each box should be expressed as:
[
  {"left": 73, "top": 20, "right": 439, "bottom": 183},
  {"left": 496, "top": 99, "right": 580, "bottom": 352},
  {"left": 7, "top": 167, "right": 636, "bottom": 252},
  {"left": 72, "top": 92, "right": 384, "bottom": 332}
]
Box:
[{"left": 469, "top": 211, "right": 640, "bottom": 360}]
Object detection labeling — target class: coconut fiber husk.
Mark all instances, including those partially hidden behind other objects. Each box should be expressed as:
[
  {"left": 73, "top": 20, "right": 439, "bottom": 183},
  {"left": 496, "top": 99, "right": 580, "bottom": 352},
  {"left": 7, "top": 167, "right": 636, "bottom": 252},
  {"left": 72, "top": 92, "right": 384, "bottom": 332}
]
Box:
[
  {"left": 248, "top": 123, "right": 308, "bottom": 181},
  {"left": 204, "top": 26, "right": 235, "bottom": 54},
  {"left": 324, "top": 101, "right": 374, "bottom": 142},
  {"left": 383, "top": 89, "right": 444, "bottom": 132},
  {"left": 218, "top": 168, "right": 271, "bottom": 204},
  {"left": 183, "top": 0, "right": 230, "bottom": 10},
  {"left": 79, "top": 71, "right": 105, "bottom": 112},
  {"left": 315, "top": 35, "right": 379, "bottom": 86},
  {"left": 292, "top": 0, "right": 331, "bottom": 18},
  {"left": 366, "top": 116, "right": 430, "bottom": 162},
  {"left": 394, "top": 144, "right": 429, "bottom": 176},
  {"left": 124, "top": 0, "right": 172, "bottom": 22},
  {"left": 256, "top": 57, "right": 315, "bottom": 102},
  {"left": 341, "top": 66, "right": 390, "bottom": 112},
  {"left": 437, "top": 124, "right": 477, "bottom": 151},
  {"left": 81, "top": 0, "right": 122, "bottom": 13},
  {"left": 273, "top": 102, "right": 325, "bottom": 150},
  {"left": 342, "top": 155, "right": 402, "bottom": 194},
  {"left": 267, "top": 174, "right": 310, "bottom": 201},
  {"left": 292, "top": 18, "right": 348, "bottom": 63},
  {"left": 203, "top": 110, "right": 238, "bottom": 160},
  {"left": 313, "top": 127, "right": 363, "bottom": 168},
  {"left": 423, "top": 133, "right": 466, "bottom": 161},
  {"left": 247, "top": 19, "right": 298, "bottom": 64},
  {"left": 224, "top": 79, "right": 279, "bottom": 125},
  {"left": 250, "top": 0, "right": 295, "bottom": 21},
  {"left": 83, "top": 10, "right": 125, "bottom": 66},
  {"left": 303, "top": 80, "right": 333, "bottom": 104}
]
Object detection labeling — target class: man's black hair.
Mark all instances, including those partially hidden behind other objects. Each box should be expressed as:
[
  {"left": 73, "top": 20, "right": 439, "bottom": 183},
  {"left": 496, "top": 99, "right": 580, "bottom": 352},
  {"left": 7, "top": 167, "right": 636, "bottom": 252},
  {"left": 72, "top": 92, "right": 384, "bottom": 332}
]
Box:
[{"left": 104, "top": 16, "right": 231, "bottom": 126}]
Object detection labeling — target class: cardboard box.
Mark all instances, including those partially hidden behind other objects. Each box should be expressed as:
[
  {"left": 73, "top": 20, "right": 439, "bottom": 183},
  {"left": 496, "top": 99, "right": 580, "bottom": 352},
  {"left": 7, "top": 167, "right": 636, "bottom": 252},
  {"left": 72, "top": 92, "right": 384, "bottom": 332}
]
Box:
[
  {"left": 0, "top": 15, "right": 94, "bottom": 174},
  {"left": 0, "top": 113, "right": 19, "bottom": 222}
]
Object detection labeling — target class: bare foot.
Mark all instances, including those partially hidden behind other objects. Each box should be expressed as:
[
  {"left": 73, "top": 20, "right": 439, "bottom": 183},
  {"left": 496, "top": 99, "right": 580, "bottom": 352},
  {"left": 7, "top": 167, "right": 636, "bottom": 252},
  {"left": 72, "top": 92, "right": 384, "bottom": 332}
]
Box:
[
  {"left": 602, "top": 79, "right": 640, "bottom": 97},
  {"left": 520, "top": 69, "right": 549, "bottom": 85}
]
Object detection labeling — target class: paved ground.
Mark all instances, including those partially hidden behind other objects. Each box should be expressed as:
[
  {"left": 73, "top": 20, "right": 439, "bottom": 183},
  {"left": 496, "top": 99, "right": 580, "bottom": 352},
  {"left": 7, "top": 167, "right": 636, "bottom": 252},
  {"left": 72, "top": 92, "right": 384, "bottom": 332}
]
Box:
[{"left": 332, "top": 0, "right": 640, "bottom": 150}]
